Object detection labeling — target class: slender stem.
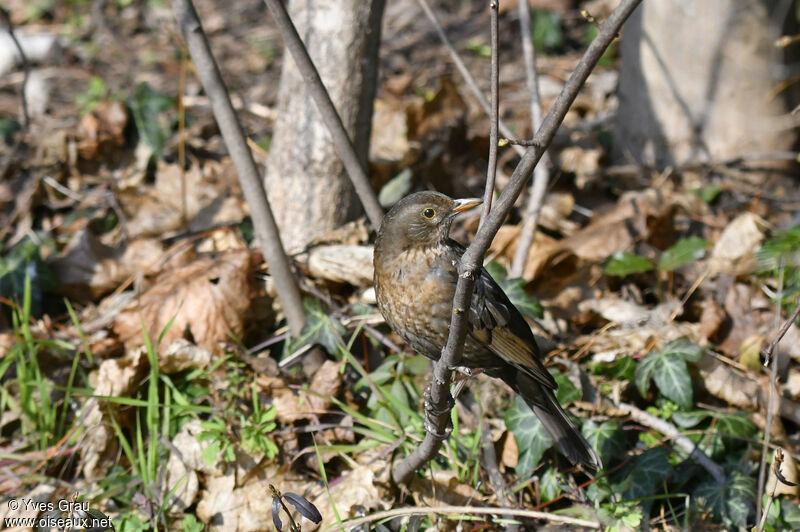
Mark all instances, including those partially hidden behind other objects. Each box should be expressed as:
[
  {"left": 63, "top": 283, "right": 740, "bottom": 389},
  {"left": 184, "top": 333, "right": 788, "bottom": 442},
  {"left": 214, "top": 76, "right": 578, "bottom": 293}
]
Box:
[
  {"left": 392, "top": 0, "right": 644, "bottom": 485},
  {"left": 481, "top": 1, "right": 500, "bottom": 223},
  {"left": 414, "top": 0, "right": 525, "bottom": 157},
  {"left": 172, "top": 0, "right": 306, "bottom": 336},
  {"left": 262, "top": 0, "right": 384, "bottom": 230},
  {"left": 509, "top": 0, "right": 552, "bottom": 278},
  {"left": 324, "top": 504, "right": 601, "bottom": 531},
  {"left": 0, "top": 7, "right": 30, "bottom": 128}
]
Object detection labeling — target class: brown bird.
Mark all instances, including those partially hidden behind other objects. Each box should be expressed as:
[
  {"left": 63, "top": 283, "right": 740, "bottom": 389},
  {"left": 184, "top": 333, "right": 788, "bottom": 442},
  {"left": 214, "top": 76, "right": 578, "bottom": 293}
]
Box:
[{"left": 373, "top": 191, "right": 601, "bottom": 471}]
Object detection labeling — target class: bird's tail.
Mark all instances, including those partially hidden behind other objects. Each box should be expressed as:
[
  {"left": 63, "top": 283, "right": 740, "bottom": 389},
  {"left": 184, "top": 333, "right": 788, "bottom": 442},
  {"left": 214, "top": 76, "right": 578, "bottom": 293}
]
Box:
[{"left": 513, "top": 371, "right": 602, "bottom": 472}]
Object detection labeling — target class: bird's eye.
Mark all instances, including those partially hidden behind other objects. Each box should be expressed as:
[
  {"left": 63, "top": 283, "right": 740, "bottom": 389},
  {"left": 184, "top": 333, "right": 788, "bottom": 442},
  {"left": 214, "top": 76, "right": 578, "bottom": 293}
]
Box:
[{"left": 423, "top": 208, "right": 436, "bottom": 219}]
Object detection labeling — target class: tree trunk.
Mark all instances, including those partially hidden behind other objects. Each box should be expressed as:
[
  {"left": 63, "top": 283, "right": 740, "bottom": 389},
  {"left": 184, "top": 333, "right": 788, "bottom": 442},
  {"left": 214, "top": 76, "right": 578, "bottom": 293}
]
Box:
[
  {"left": 614, "top": 0, "right": 797, "bottom": 170},
  {"left": 264, "top": 0, "right": 385, "bottom": 253}
]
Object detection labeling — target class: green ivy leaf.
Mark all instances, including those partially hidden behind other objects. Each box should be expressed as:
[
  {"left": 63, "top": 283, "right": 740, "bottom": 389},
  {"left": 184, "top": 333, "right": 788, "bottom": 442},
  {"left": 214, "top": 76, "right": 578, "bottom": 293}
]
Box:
[
  {"left": 499, "top": 278, "right": 544, "bottom": 320},
  {"left": 129, "top": 82, "right": 175, "bottom": 157},
  {"left": 604, "top": 251, "right": 654, "bottom": 277},
  {"left": 593, "top": 355, "right": 636, "bottom": 381},
  {"left": 695, "top": 471, "right": 755, "bottom": 529},
  {"left": 661, "top": 338, "right": 704, "bottom": 363},
  {"left": 552, "top": 373, "right": 581, "bottom": 404},
  {"left": 286, "top": 298, "right": 346, "bottom": 356},
  {"left": 582, "top": 420, "right": 624, "bottom": 464},
  {"left": 658, "top": 237, "right": 710, "bottom": 272},
  {"left": 623, "top": 448, "right": 672, "bottom": 500},
  {"left": 653, "top": 352, "right": 692, "bottom": 409},
  {"left": 634, "top": 351, "right": 659, "bottom": 398},
  {"left": 532, "top": 10, "right": 564, "bottom": 52},
  {"left": 505, "top": 396, "right": 553, "bottom": 476},
  {"left": 485, "top": 260, "right": 508, "bottom": 283},
  {"left": 539, "top": 468, "right": 561, "bottom": 501}
]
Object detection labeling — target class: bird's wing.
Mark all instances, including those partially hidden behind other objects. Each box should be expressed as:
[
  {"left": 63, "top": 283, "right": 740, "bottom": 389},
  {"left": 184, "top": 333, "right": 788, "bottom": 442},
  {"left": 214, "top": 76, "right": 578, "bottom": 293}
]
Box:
[{"left": 468, "top": 266, "right": 557, "bottom": 390}]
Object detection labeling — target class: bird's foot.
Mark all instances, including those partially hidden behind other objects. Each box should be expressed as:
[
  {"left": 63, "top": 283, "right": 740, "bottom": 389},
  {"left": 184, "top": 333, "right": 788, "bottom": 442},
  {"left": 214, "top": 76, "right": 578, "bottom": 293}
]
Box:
[
  {"left": 423, "top": 385, "right": 455, "bottom": 416},
  {"left": 423, "top": 417, "right": 452, "bottom": 440}
]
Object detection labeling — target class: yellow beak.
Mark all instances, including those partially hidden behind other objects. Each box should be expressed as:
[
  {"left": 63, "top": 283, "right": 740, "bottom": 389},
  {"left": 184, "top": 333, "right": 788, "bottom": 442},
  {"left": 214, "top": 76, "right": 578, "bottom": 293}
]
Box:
[{"left": 452, "top": 198, "right": 483, "bottom": 213}]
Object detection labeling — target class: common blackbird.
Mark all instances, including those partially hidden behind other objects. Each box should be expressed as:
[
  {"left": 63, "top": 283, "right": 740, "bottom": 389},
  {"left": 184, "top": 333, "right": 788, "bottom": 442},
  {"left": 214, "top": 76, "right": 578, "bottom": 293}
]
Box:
[{"left": 374, "top": 191, "right": 601, "bottom": 471}]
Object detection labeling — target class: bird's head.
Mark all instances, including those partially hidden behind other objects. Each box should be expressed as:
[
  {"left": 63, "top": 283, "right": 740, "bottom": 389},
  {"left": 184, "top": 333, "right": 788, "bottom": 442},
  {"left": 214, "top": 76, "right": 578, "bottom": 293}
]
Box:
[{"left": 376, "top": 191, "right": 482, "bottom": 252}]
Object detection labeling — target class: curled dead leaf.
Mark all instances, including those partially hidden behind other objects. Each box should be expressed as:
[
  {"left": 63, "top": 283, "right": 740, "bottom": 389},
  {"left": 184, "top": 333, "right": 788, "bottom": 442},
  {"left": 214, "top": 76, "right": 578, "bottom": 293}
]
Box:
[{"left": 113, "top": 249, "right": 254, "bottom": 354}]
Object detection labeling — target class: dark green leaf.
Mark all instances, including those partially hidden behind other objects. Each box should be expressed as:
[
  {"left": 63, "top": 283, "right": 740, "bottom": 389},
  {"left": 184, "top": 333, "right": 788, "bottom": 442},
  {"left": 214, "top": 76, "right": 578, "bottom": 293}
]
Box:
[
  {"left": 623, "top": 448, "right": 672, "bottom": 499},
  {"left": 532, "top": 10, "right": 564, "bottom": 52},
  {"left": 592, "top": 355, "right": 636, "bottom": 380},
  {"left": 756, "top": 225, "right": 800, "bottom": 272},
  {"left": 634, "top": 351, "right": 659, "bottom": 399},
  {"left": 552, "top": 373, "right": 581, "bottom": 404},
  {"left": 661, "top": 338, "right": 704, "bottom": 363},
  {"left": 129, "top": 82, "right": 175, "bottom": 156},
  {"left": 505, "top": 396, "right": 553, "bottom": 476},
  {"left": 604, "top": 251, "right": 654, "bottom": 277},
  {"left": 658, "top": 237, "right": 710, "bottom": 272},
  {"left": 485, "top": 261, "right": 508, "bottom": 283},
  {"left": 499, "top": 278, "right": 543, "bottom": 319},
  {"left": 652, "top": 352, "right": 692, "bottom": 409},
  {"left": 695, "top": 471, "right": 755, "bottom": 529},
  {"left": 582, "top": 420, "right": 624, "bottom": 464},
  {"left": 691, "top": 185, "right": 722, "bottom": 204},
  {"left": 539, "top": 468, "right": 561, "bottom": 501}
]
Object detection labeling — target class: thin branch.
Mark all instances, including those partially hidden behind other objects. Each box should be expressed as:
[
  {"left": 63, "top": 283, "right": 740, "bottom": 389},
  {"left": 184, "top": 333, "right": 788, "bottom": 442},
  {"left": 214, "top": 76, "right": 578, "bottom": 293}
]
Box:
[
  {"left": 392, "top": 0, "right": 644, "bottom": 485},
  {"left": 480, "top": 1, "right": 500, "bottom": 223},
  {"left": 171, "top": 0, "right": 306, "bottom": 336},
  {"left": 0, "top": 8, "right": 29, "bottom": 128},
  {"left": 758, "top": 271, "right": 799, "bottom": 520},
  {"left": 613, "top": 400, "right": 726, "bottom": 484},
  {"left": 509, "top": 0, "right": 552, "bottom": 278},
  {"left": 262, "top": 0, "right": 384, "bottom": 230},
  {"left": 324, "top": 504, "right": 601, "bottom": 531},
  {"left": 414, "top": 0, "right": 525, "bottom": 157}
]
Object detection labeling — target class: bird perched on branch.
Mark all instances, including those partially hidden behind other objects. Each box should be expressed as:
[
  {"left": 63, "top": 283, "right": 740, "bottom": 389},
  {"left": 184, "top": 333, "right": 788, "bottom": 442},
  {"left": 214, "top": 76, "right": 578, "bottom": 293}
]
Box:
[{"left": 373, "top": 191, "right": 601, "bottom": 471}]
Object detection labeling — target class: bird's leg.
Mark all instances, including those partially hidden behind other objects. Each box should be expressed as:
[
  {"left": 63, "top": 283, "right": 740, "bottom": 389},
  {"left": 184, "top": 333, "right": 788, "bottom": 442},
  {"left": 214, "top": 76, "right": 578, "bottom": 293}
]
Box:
[{"left": 422, "top": 384, "right": 453, "bottom": 439}]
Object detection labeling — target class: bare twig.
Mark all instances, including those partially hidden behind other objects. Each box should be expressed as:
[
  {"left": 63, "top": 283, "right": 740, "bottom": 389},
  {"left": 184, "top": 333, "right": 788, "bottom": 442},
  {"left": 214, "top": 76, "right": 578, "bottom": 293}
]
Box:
[
  {"left": 324, "top": 504, "right": 601, "bottom": 531},
  {"left": 392, "top": 0, "right": 644, "bottom": 485},
  {"left": 262, "top": 0, "right": 384, "bottom": 230},
  {"left": 172, "top": 0, "right": 306, "bottom": 336},
  {"left": 509, "top": 0, "right": 552, "bottom": 278},
  {"left": 0, "top": 7, "right": 30, "bottom": 128},
  {"left": 612, "top": 400, "right": 726, "bottom": 484},
  {"left": 757, "top": 269, "right": 799, "bottom": 520},
  {"left": 480, "top": 1, "right": 500, "bottom": 223},
  {"left": 414, "top": 0, "right": 525, "bottom": 157}
]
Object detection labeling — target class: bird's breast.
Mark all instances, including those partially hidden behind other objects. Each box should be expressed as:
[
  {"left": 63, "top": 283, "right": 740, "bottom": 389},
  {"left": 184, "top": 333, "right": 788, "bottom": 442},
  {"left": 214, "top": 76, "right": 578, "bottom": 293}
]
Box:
[{"left": 374, "top": 244, "right": 458, "bottom": 359}]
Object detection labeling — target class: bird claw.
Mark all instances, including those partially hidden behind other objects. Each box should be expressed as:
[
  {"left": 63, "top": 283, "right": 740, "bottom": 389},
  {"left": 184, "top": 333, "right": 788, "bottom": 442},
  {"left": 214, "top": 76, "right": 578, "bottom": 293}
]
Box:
[
  {"left": 423, "top": 417, "right": 452, "bottom": 440},
  {"left": 423, "top": 386, "right": 454, "bottom": 416}
]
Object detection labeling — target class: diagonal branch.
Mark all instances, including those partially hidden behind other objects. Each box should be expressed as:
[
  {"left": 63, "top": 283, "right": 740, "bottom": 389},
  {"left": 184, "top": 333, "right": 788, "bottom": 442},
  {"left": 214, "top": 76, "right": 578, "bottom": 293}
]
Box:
[
  {"left": 172, "top": 0, "right": 306, "bottom": 336},
  {"left": 262, "top": 0, "right": 384, "bottom": 230},
  {"left": 392, "top": 0, "right": 643, "bottom": 485}
]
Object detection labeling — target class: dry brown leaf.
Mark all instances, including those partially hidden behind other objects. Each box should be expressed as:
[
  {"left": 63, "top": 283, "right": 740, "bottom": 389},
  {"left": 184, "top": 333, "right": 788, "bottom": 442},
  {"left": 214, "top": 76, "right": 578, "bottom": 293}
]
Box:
[
  {"left": 81, "top": 348, "right": 147, "bottom": 479},
  {"left": 698, "top": 297, "right": 729, "bottom": 345},
  {"left": 121, "top": 162, "right": 245, "bottom": 238},
  {"left": 48, "top": 229, "right": 164, "bottom": 301},
  {"left": 74, "top": 100, "right": 128, "bottom": 160},
  {"left": 708, "top": 212, "right": 767, "bottom": 275},
  {"left": 113, "top": 249, "right": 253, "bottom": 354},
  {"left": 160, "top": 338, "right": 213, "bottom": 374},
  {"left": 314, "top": 464, "right": 386, "bottom": 527},
  {"left": 499, "top": 430, "right": 518, "bottom": 469},
  {"left": 306, "top": 360, "right": 344, "bottom": 413},
  {"left": 370, "top": 98, "right": 410, "bottom": 164},
  {"left": 196, "top": 463, "right": 310, "bottom": 532}
]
